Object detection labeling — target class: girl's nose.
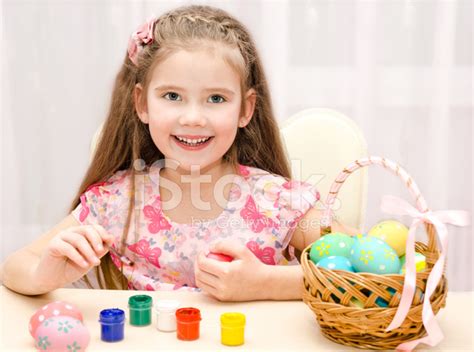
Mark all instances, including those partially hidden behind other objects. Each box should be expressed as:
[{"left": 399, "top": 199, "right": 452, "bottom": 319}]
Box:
[{"left": 178, "top": 105, "right": 207, "bottom": 127}]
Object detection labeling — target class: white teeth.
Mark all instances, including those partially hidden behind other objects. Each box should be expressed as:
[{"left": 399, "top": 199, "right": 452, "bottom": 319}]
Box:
[{"left": 175, "top": 136, "right": 211, "bottom": 145}]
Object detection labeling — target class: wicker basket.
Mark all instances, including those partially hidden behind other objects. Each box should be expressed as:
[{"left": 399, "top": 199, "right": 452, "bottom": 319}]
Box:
[{"left": 301, "top": 156, "right": 448, "bottom": 350}]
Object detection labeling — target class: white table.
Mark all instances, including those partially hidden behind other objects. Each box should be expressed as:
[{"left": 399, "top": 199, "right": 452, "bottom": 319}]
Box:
[{"left": 1, "top": 286, "right": 472, "bottom": 351}]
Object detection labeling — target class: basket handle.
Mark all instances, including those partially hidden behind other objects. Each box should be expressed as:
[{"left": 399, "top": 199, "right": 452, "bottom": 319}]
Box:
[{"left": 320, "top": 156, "right": 440, "bottom": 253}]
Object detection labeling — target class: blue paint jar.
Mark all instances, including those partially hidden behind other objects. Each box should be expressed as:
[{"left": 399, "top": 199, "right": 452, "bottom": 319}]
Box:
[{"left": 99, "top": 308, "right": 125, "bottom": 342}]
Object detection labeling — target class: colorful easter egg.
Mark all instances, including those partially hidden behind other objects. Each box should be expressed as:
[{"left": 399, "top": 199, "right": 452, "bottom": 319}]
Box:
[
  {"left": 349, "top": 298, "right": 365, "bottom": 308},
  {"left": 327, "top": 285, "right": 351, "bottom": 305},
  {"left": 368, "top": 220, "right": 409, "bottom": 256},
  {"left": 350, "top": 236, "right": 401, "bottom": 274},
  {"left": 34, "top": 315, "right": 90, "bottom": 351},
  {"left": 350, "top": 288, "right": 401, "bottom": 308},
  {"left": 29, "top": 301, "right": 83, "bottom": 338},
  {"left": 349, "top": 292, "right": 394, "bottom": 308},
  {"left": 399, "top": 252, "right": 426, "bottom": 274},
  {"left": 206, "top": 252, "right": 234, "bottom": 262},
  {"left": 316, "top": 256, "right": 355, "bottom": 272},
  {"left": 309, "top": 232, "right": 354, "bottom": 264},
  {"left": 375, "top": 287, "right": 397, "bottom": 307},
  {"left": 375, "top": 287, "right": 425, "bottom": 307}
]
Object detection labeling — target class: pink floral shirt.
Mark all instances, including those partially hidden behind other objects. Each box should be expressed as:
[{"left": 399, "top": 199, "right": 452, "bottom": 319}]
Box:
[{"left": 72, "top": 164, "right": 320, "bottom": 292}]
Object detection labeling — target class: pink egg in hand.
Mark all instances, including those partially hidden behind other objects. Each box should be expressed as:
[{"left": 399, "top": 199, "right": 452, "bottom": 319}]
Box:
[
  {"left": 34, "top": 315, "right": 90, "bottom": 351},
  {"left": 29, "top": 301, "right": 83, "bottom": 338},
  {"left": 206, "top": 252, "right": 234, "bottom": 262}
]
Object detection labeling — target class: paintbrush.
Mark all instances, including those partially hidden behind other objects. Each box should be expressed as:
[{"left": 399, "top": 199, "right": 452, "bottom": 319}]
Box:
[{"left": 108, "top": 246, "right": 134, "bottom": 266}]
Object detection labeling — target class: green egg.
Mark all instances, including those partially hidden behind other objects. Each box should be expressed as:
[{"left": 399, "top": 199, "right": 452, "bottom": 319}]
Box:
[
  {"left": 399, "top": 252, "right": 426, "bottom": 274},
  {"left": 309, "top": 232, "right": 354, "bottom": 264}
]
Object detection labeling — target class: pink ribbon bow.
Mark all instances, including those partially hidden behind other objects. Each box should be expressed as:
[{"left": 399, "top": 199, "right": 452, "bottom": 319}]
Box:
[
  {"left": 127, "top": 16, "right": 157, "bottom": 66},
  {"left": 380, "top": 195, "right": 470, "bottom": 351}
]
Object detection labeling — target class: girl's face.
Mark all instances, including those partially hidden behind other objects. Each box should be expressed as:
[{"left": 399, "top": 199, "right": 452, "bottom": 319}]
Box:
[{"left": 135, "top": 48, "right": 256, "bottom": 172}]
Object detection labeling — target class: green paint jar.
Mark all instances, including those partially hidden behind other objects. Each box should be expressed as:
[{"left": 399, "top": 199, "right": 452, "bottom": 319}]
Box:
[{"left": 128, "top": 295, "right": 152, "bottom": 326}]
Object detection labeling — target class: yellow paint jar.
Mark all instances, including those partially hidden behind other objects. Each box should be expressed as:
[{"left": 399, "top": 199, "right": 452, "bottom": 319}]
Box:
[{"left": 220, "top": 312, "right": 245, "bottom": 346}]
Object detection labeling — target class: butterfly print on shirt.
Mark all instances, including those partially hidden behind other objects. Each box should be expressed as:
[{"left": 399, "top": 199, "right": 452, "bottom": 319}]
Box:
[
  {"left": 79, "top": 181, "right": 111, "bottom": 222},
  {"left": 128, "top": 239, "right": 162, "bottom": 269},
  {"left": 246, "top": 240, "right": 276, "bottom": 265},
  {"left": 79, "top": 194, "right": 90, "bottom": 222},
  {"left": 240, "top": 195, "right": 277, "bottom": 233},
  {"left": 143, "top": 202, "right": 171, "bottom": 233},
  {"left": 85, "top": 181, "right": 109, "bottom": 196}
]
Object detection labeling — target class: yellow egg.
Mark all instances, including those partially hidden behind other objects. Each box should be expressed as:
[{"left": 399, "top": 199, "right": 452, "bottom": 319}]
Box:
[
  {"left": 350, "top": 298, "right": 365, "bottom": 308},
  {"left": 368, "top": 220, "right": 409, "bottom": 256}
]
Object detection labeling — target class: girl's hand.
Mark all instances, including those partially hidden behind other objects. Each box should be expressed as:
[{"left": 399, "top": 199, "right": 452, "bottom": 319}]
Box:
[
  {"left": 194, "top": 241, "right": 269, "bottom": 301},
  {"left": 34, "top": 224, "right": 114, "bottom": 291}
]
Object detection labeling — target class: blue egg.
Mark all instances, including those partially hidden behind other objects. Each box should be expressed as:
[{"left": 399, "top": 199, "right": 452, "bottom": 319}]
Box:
[
  {"left": 350, "top": 236, "right": 401, "bottom": 274},
  {"left": 374, "top": 287, "right": 425, "bottom": 307},
  {"left": 316, "top": 255, "right": 355, "bottom": 272},
  {"left": 375, "top": 287, "right": 397, "bottom": 307}
]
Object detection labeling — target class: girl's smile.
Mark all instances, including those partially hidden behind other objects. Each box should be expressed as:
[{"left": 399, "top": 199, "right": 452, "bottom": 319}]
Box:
[{"left": 172, "top": 135, "right": 215, "bottom": 150}]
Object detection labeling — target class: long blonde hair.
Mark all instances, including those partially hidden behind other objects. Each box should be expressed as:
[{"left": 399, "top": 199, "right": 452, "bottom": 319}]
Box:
[{"left": 70, "top": 5, "right": 292, "bottom": 289}]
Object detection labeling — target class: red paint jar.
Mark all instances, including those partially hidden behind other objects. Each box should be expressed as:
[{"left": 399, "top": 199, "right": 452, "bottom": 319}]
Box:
[{"left": 175, "top": 307, "right": 201, "bottom": 341}]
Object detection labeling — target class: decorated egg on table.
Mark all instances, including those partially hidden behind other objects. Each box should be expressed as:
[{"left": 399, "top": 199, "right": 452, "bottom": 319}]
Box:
[
  {"left": 309, "top": 232, "right": 354, "bottom": 264},
  {"left": 399, "top": 252, "right": 426, "bottom": 274},
  {"left": 29, "top": 301, "right": 84, "bottom": 338},
  {"left": 368, "top": 220, "right": 409, "bottom": 256},
  {"left": 34, "top": 315, "right": 90, "bottom": 351},
  {"left": 316, "top": 256, "right": 355, "bottom": 272},
  {"left": 350, "top": 236, "right": 401, "bottom": 274}
]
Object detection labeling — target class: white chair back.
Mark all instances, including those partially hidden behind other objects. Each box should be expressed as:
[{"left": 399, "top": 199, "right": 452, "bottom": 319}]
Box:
[{"left": 280, "top": 108, "right": 368, "bottom": 229}]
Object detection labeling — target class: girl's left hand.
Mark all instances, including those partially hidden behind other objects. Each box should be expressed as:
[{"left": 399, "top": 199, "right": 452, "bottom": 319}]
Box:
[{"left": 194, "top": 241, "right": 268, "bottom": 301}]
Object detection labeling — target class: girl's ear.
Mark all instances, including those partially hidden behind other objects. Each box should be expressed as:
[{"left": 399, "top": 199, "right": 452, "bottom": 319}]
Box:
[
  {"left": 134, "top": 83, "right": 149, "bottom": 124},
  {"left": 239, "top": 88, "right": 257, "bottom": 128}
]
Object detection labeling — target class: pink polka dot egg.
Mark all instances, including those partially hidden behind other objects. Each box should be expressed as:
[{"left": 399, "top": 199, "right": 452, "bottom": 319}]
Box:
[{"left": 29, "top": 301, "right": 90, "bottom": 351}]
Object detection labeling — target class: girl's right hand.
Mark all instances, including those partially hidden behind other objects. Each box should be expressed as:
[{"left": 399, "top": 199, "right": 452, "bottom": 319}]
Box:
[{"left": 34, "top": 224, "right": 114, "bottom": 290}]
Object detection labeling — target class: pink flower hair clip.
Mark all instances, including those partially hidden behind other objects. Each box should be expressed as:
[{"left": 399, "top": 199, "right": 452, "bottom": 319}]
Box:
[{"left": 127, "top": 16, "right": 157, "bottom": 66}]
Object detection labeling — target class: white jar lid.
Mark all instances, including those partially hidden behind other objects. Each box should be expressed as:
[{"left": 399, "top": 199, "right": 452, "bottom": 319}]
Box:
[{"left": 154, "top": 300, "right": 180, "bottom": 313}]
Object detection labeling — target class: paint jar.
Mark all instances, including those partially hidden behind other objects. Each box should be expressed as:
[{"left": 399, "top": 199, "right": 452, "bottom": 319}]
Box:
[
  {"left": 155, "top": 300, "right": 180, "bottom": 332},
  {"left": 128, "top": 295, "right": 152, "bottom": 326},
  {"left": 221, "top": 312, "right": 246, "bottom": 346},
  {"left": 176, "top": 307, "right": 201, "bottom": 341},
  {"left": 99, "top": 308, "right": 125, "bottom": 342}
]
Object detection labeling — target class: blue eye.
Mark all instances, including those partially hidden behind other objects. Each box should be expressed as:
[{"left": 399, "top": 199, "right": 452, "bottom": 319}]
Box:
[
  {"left": 208, "top": 95, "right": 226, "bottom": 104},
  {"left": 163, "top": 92, "right": 181, "bottom": 101}
]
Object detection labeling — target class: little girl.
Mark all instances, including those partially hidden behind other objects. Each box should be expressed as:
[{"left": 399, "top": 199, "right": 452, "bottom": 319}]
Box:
[{"left": 1, "top": 5, "right": 357, "bottom": 300}]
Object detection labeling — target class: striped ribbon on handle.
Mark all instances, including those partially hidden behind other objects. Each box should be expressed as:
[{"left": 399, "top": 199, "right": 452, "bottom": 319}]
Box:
[{"left": 321, "top": 156, "right": 428, "bottom": 230}]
